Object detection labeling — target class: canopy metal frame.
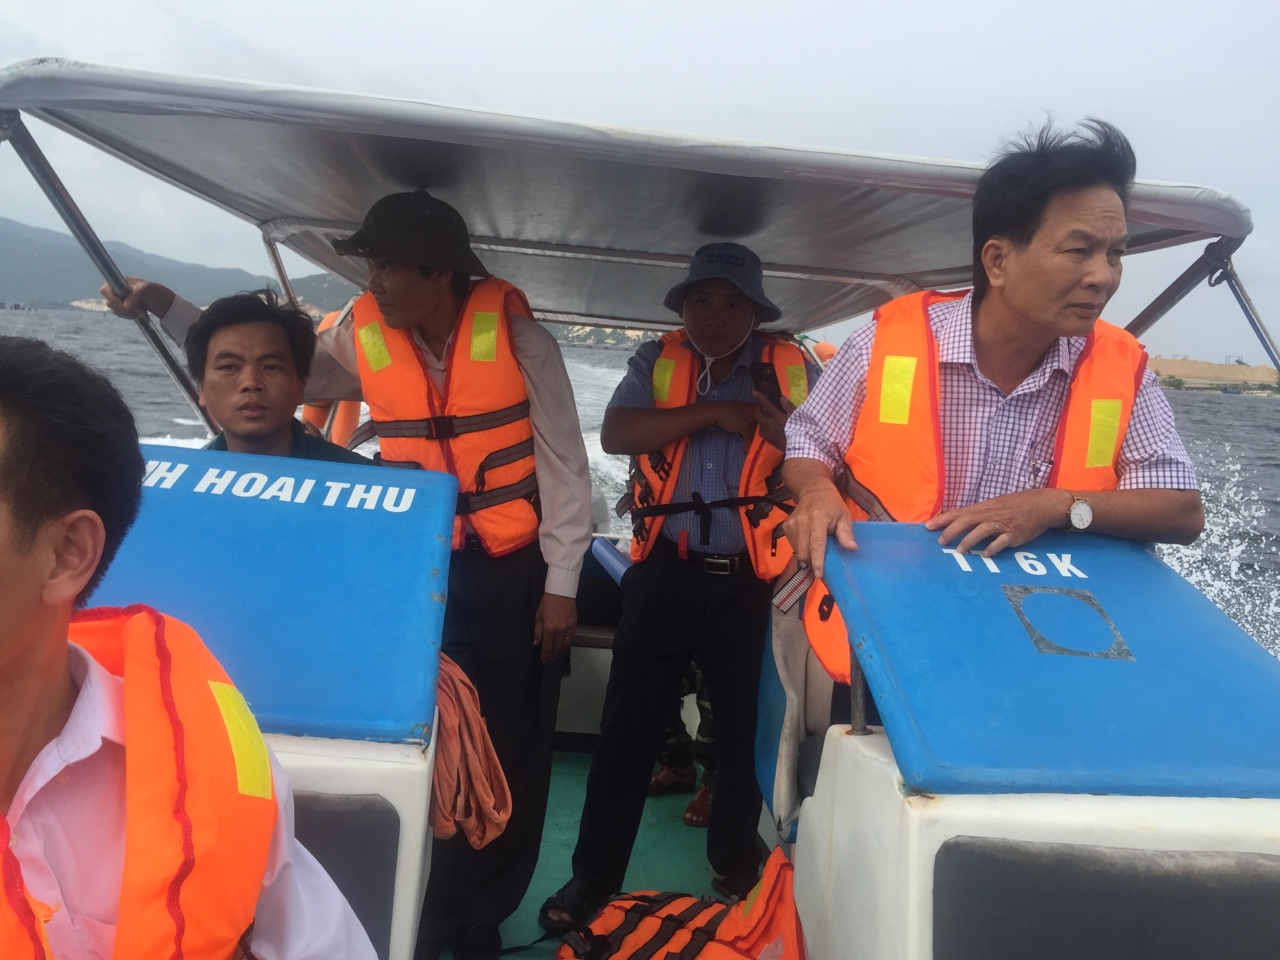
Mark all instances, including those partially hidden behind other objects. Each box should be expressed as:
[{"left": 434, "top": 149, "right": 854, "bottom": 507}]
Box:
[
  {"left": 0, "top": 109, "right": 215, "bottom": 433},
  {"left": 1, "top": 57, "right": 1276, "bottom": 418}
]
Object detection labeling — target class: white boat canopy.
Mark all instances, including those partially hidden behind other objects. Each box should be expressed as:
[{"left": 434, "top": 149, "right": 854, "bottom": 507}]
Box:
[{"left": 0, "top": 58, "right": 1255, "bottom": 333}]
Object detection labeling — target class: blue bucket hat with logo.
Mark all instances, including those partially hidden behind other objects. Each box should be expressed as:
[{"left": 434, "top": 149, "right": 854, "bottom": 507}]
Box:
[{"left": 663, "top": 242, "right": 782, "bottom": 324}]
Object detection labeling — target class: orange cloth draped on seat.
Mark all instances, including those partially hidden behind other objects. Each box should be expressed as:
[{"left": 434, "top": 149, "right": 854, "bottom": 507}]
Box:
[{"left": 430, "top": 654, "right": 512, "bottom": 849}]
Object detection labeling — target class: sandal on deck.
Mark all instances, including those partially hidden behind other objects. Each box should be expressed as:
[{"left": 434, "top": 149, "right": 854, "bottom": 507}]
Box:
[
  {"left": 647, "top": 762, "right": 697, "bottom": 796},
  {"left": 682, "top": 782, "right": 713, "bottom": 827},
  {"left": 538, "top": 878, "right": 611, "bottom": 934}
]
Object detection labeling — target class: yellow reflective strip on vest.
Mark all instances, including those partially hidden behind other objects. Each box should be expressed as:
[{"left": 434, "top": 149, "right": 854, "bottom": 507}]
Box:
[
  {"left": 1085, "top": 399, "right": 1122, "bottom": 468},
  {"left": 470, "top": 312, "right": 499, "bottom": 362},
  {"left": 653, "top": 357, "right": 677, "bottom": 403},
  {"left": 208, "top": 681, "right": 273, "bottom": 800},
  {"left": 357, "top": 324, "right": 392, "bottom": 373},
  {"left": 784, "top": 364, "right": 808, "bottom": 407},
  {"left": 879, "top": 355, "right": 917, "bottom": 425}
]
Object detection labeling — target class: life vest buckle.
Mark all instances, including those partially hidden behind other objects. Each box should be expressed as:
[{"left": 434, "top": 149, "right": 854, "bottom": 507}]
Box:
[{"left": 426, "top": 415, "right": 458, "bottom": 440}]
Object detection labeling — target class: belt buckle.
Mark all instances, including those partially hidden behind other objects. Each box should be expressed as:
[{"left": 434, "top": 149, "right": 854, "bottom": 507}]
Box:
[{"left": 703, "top": 556, "right": 733, "bottom": 575}]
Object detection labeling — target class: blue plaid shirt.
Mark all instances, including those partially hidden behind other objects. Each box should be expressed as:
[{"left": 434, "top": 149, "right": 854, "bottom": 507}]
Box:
[{"left": 609, "top": 335, "right": 817, "bottom": 554}]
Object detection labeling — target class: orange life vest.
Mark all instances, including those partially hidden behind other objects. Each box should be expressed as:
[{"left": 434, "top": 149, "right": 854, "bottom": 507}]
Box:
[
  {"left": 1, "top": 605, "right": 277, "bottom": 959},
  {"left": 351, "top": 280, "right": 540, "bottom": 555},
  {"left": 625, "top": 330, "right": 810, "bottom": 581},
  {"left": 556, "top": 847, "right": 803, "bottom": 960},
  {"left": 807, "top": 290, "right": 1148, "bottom": 683},
  {"left": 301, "top": 306, "right": 363, "bottom": 447}
]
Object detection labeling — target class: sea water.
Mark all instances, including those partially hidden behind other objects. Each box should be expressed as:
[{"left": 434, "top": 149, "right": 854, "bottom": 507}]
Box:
[{"left": 6, "top": 308, "right": 1277, "bottom": 654}]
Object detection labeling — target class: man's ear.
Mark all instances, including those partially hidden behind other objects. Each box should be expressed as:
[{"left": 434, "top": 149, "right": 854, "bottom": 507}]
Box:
[
  {"left": 41, "top": 510, "right": 106, "bottom": 607},
  {"left": 981, "top": 237, "right": 1011, "bottom": 292}
]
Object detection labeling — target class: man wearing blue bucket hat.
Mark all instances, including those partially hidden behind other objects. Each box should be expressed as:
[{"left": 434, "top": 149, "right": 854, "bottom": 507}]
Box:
[{"left": 541, "top": 243, "right": 819, "bottom": 929}]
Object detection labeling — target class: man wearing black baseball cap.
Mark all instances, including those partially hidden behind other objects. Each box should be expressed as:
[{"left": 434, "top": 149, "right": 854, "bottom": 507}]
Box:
[
  {"left": 541, "top": 243, "right": 819, "bottom": 930},
  {"left": 331, "top": 191, "right": 593, "bottom": 960},
  {"left": 332, "top": 190, "right": 491, "bottom": 278},
  {"left": 106, "top": 191, "right": 594, "bottom": 960}
]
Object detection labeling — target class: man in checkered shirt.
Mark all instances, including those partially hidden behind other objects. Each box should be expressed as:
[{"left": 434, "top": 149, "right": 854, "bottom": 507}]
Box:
[{"left": 783, "top": 120, "right": 1203, "bottom": 576}]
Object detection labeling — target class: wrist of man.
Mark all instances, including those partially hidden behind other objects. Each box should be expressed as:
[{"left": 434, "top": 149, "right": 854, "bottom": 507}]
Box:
[{"left": 1055, "top": 489, "right": 1089, "bottom": 530}]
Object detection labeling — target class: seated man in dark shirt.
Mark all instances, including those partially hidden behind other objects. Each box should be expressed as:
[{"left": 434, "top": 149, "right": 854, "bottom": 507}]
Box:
[{"left": 181, "top": 290, "right": 371, "bottom": 464}]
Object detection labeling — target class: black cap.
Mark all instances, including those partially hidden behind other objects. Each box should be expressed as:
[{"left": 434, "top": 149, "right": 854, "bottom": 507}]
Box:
[{"left": 332, "top": 191, "right": 489, "bottom": 277}]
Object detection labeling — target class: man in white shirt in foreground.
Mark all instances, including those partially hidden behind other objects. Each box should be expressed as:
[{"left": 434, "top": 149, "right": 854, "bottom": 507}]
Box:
[{"left": 0, "top": 335, "right": 375, "bottom": 960}]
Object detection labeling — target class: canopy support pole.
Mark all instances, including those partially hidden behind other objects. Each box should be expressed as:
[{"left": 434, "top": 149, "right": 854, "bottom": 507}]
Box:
[
  {"left": 849, "top": 654, "right": 870, "bottom": 736},
  {"left": 1125, "top": 236, "right": 1244, "bottom": 340},
  {"left": 261, "top": 234, "right": 298, "bottom": 306},
  {"left": 1209, "top": 263, "right": 1280, "bottom": 375},
  {"left": 0, "top": 111, "right": 214, "bottom": 433}
]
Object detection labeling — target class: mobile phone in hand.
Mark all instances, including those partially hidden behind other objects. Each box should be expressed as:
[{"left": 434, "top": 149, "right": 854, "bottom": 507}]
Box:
[{"left": 750, "top": 362, "right": 784, "bottom": 407}]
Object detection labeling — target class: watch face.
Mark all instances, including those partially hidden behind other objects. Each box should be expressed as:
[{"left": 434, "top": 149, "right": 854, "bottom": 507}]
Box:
[{"left": 1070, "top": 499, "right": 1093, "bottom": 530}]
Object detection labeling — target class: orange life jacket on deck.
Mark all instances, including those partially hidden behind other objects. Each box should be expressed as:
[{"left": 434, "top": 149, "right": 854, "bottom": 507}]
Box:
[
  {"left": 806, "top": 290, "right": 1148, "bottom": 683},
  {"left": 351, "top": 280, "right": 540, "bottom": 555},
  {"left": 624, "top": 330, "right": 810, "bottom": 581},
  {"left": 302, "top": 306, "right": 363, "bottom": 447},
  {"left": 0, "top": 605, "right": 277, "bottom": 959},
  {"left": 557, "top": 847, "right": 804, "bottom": 960}
]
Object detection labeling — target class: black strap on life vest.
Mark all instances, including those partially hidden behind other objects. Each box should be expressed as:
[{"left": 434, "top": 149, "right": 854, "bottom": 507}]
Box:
[
  {"left": 344, "top": 399, "right": 531, "bottom": 450},
  {"left": 627, "top": 898, "right": 723, "bottom": 960},
  {"left": 560, "top": 894, "right": 729, "bottom": 960},
  {"left": 672, "top": 903, "right": 732, "bottom": 960},
  {"left": 631, "top": 491, "right": 792, "bottom": 547},
  {"left": 561, "top": 894, "right": 683, "bottom": 960},
  {"left": 623, "top": 446, "right": 794, "bottom": 546},
  {"left": 455, "top": 472, "right": 539, "bottom": 516},
  {"left": 474, "top": 437, "right": 535, "bottom": 492},
  {"left": 743, "top": 463, "right": 793, "bottom": 527},
  {"left": 837, "top": 465, "right": 896, "bottom": 522}
]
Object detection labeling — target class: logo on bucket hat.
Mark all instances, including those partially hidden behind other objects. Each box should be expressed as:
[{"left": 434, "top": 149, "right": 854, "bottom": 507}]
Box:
[
  {"left": 662, "top": 243, "right": 781, "bottom": 323},
  {"left": 332, "top": 191, "right": 489, "bottom": 277}
]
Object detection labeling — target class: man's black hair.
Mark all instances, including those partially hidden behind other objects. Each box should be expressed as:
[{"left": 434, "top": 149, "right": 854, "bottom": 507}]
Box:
[
  {"left": 0, "top": 336, "right": 144, "bottom": 606},
  {"left": 184, "top": 289, "right": 317, "bottom": 381},
  {"left": 417, "top": 266, "right": 474, "bottom": 306},
  {"left": 971, "top": 119, "right": 1137, "bottom": 303}
]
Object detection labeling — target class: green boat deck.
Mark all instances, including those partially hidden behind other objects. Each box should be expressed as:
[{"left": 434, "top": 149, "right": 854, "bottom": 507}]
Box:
[{"left": 474, "top": 751, "right": 722, "bottom": 958}]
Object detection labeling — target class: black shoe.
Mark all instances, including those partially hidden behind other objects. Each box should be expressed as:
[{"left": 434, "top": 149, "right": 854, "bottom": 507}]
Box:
[
  {"left": 538, "top": 878, "right": 611, "bottom": 934},
  {"left": 452, "top": 924, "right": 502, "bottom": 960},
  {"left": 711, "top": 870, "right": 760, "bottom": 902}
]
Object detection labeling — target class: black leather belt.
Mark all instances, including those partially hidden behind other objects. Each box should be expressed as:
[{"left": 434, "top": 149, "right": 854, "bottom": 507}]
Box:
[
  {"left": 690, "top": 553, "right": 747, "bottom": 575},
  {"left": 655, "top": 537, "right": 750, "bottom": 575}
]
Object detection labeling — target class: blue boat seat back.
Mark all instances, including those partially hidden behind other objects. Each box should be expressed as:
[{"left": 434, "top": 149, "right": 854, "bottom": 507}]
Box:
[
  {"left": 755, "top": 610, "right": 792, "bottom": 837},
  {"left": 755, "top": 600, "right": 819, "bottom": 843},
  {"left": 93, "top": 445, "right": 458, "bottom": 743},
  {"left": 590, "top": 535, "right": 632, "bottom": 586},
  {"left": 820, "top": 524, "right": 1280, "bottom": 799}
]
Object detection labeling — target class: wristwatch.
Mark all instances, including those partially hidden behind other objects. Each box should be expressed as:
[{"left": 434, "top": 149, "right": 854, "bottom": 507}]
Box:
[{"left": 1068, "top": 494, "right": 1093, "bottom": 531}]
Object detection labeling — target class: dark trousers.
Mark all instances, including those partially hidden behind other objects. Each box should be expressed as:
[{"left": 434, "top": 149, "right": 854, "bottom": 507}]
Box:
[
  {"left": 419, "top": 540, "right": 564, "bottom": 936},
  {"left": 571, "top": 538, "right": 771, "bottom": 892}
]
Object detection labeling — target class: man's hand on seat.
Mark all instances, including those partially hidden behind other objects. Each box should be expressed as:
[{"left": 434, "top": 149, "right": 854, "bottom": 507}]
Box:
[
  {"left": 926, "top": 488, "right": 1073, "bottom": 557},
  {"left": 534, "top": 593, "right": 578, "bottom": 663},
  {"left": 100, "top": 278, "right": 176, "bottom": 320},
  {"left": 780, "top": 458, "right": 857, "bottom": 579}
]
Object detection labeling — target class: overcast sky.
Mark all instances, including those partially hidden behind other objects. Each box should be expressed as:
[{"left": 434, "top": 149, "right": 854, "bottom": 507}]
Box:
[{"left": 2, "top": 0, "right": 1278, "bottom": 364}]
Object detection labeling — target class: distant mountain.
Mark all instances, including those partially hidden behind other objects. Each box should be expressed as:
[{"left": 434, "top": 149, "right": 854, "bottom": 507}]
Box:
[
  {"left": 0, "top": 217, "right": 649, "bottom": 347},
  {"left": 0, "top": 217, "right": 358, "bottom": 312},
  {"left": 290, "top": 273, "right": 361, "bottom": 313}
]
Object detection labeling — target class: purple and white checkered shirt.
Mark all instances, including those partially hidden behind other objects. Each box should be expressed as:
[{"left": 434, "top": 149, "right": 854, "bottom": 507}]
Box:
[{"left": 785, "top": 291, "right": 1197, "bottom": 510}]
